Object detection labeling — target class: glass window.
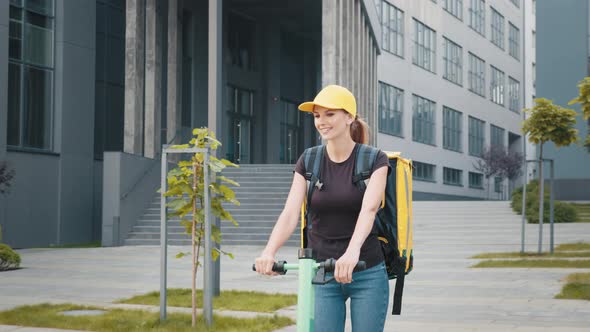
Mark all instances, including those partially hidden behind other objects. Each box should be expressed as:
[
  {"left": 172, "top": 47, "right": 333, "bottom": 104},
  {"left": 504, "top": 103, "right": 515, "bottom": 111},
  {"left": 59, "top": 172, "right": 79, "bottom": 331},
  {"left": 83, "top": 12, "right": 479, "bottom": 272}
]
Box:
[
  {"left": 494, "top": 176, "right": 503, "bottom": 192},
  {"left": 7, "top": 0, "right": 55, "bottom": 150},
  {"left": 469, "top": 172, "right": 484, "bottom": 189},
  {"left": 490, "top": 124, "right": 505, "bottom": 148},
  {"left": 413, "top": 19, "right": 437, "bottom": 73},
  {"left": 443, "top": 167, "right": 463, "bottom": 186},
  {"left": 508, "top": 77, "right": 520, "bottom": 112},
  {"left": 443, "top": 106, "right": 462, "bottom": 152},
  {"left": 490, "top": 65, "right": 505, "bottom": 106},
  {"left": 443, "top": 37, "right": 463, "bottom": 86},
  {"left": 509, "top": 0, "right": 519, "bottom": 8},
  {"left": 228, "top": 13, "right": 256, "bottom": 71},
  {"left": 414, "top": 161, "right": 436, "bottom": 182},
  {"left": 378, "top": 82, "right": 404, "bottom": 137},
  {"left": 412, "top": 94, "right": 436, "bottom": 145},
  {"left": 94, "top": 0, "right": 126, "bottom": 159},
  {"left": 490, "top": 7, "right": 505, "bottom": 50},
  {"left": 508, "top": 22, "right": 520, "bottom": 60},
  {"left": 382, "top": 1, "right": 404, "bottom": 57},
  {"left": 468, "top": 52, "right": 485, "bottom": 97},
  {"left": 443, "top": 0, "right": 463, "bottom": 20},
  {"left": 468, "top": 0, "right": 485, "bottom": 36},
  {"left": 468, "top": 116, "right": 485, "bottom": 157}
]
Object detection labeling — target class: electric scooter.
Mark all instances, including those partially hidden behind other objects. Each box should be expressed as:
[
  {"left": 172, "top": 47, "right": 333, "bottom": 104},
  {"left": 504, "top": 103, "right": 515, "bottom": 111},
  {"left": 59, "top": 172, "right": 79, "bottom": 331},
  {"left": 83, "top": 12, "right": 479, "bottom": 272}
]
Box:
[{"left": 253, "top": 248, "right": 366, "bottom": 332}]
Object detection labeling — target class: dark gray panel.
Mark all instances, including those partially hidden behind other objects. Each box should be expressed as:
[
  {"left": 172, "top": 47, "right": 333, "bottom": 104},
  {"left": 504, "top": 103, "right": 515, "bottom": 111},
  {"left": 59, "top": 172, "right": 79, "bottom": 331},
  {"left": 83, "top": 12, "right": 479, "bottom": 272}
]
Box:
[{"left": 2, "top": 152, "right": 60, "bottom": 248}]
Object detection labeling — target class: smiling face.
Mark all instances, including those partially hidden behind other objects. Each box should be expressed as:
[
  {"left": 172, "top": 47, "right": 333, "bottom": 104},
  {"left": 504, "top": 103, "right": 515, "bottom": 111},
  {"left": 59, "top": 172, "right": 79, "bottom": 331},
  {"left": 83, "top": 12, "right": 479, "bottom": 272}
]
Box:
[{"left": 312, "top": 105, "right": 354, "bottom": 141}]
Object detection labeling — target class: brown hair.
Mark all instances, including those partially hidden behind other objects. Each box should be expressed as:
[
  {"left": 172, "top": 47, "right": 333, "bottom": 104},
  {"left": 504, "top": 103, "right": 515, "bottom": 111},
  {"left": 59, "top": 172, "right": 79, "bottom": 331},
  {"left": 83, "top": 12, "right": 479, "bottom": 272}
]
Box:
[{"left": 350, "top": 116, "right": 369, "bottom": 144}]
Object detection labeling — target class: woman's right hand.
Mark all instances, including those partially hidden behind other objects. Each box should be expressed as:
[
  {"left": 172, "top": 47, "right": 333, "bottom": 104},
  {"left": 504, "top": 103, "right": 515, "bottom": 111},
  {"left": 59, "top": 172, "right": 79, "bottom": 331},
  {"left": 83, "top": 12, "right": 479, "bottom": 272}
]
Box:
[{"left": 255, "top": 251, "right": 279, "bottom": 276}]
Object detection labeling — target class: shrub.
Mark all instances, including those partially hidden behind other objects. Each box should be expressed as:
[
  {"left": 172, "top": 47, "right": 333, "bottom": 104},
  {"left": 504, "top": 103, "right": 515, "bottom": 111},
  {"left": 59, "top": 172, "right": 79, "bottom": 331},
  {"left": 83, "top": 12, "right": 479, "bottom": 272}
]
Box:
[
  {"left": 511, "top": 180, "right": 578, "bottom": 223},
  {"left": 0, "top": 243, "right": 21, "bottom": 271}
]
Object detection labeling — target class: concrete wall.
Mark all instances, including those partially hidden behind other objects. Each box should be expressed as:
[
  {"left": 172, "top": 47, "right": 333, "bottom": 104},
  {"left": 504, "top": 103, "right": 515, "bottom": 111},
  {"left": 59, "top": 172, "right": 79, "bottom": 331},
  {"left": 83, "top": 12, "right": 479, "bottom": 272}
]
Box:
[
  {"left": 0, "top": 0, "right": 9, "bottom": 240},
  {"left": 1, "top": 0, "right": 97, "bottom": 247},
  {"left": 53, "top": 0, "right": 97, "bottom": 244},
  {"left": 101, "top": 152, "right": 160, "bottom": 246},
  {"left": 536, "top": 0, "right": 590, "bottom": 200},
  {"left": 377, "top": 0, "right": 526, "bottom": 200}
]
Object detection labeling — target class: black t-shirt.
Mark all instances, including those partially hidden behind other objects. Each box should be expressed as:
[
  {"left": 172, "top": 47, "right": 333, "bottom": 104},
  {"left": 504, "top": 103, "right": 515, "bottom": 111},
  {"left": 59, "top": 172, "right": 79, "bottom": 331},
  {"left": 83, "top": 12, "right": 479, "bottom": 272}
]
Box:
[{"left": 294, "top": 144, "right": 390, "bottom": 268}]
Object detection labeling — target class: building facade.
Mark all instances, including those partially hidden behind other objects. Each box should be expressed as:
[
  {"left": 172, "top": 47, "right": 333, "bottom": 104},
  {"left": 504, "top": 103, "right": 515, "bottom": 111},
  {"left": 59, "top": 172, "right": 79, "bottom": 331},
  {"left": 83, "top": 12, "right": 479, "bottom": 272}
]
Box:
[
  {"left": 1, "top": 0, "right": 545, "bottom": 248},
  {"left": 536, "top": 0, "right": 590, "bottom": 200},
  {"left": 374, "top": 0, "right": 533, "bottom": 200}
]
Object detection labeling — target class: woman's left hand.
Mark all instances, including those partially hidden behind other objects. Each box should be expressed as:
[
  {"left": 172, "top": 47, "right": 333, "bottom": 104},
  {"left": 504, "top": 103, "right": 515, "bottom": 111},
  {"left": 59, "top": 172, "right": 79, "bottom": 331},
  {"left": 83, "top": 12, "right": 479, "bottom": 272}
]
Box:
[{"left": 335, "top": 249, "right": 361, "bottom": 284}]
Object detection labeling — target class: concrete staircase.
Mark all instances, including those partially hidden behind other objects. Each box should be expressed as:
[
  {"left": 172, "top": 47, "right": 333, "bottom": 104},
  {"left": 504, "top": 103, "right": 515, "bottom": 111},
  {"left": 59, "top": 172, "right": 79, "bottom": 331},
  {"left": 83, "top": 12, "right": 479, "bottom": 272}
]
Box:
[
  {"left": 124, "top": 164, "right": 299, "bottom": 246},
  {"left": 124, "top": 163, "right": 519, "bottom": 247}
]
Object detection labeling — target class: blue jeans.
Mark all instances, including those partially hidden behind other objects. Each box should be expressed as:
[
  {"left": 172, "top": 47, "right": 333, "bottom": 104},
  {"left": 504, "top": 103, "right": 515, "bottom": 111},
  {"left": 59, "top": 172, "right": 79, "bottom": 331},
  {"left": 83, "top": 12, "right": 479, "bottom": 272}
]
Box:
[{"left": 314, "top": 261, "right": 389, "bottom": 332}]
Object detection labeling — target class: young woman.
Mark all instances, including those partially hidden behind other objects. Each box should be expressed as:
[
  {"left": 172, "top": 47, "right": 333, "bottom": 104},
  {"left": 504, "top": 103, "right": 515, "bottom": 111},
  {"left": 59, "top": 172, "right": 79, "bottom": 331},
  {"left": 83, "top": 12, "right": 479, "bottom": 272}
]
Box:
[{"left": 254, "top": 85, "right": 390, "bottom": 331}]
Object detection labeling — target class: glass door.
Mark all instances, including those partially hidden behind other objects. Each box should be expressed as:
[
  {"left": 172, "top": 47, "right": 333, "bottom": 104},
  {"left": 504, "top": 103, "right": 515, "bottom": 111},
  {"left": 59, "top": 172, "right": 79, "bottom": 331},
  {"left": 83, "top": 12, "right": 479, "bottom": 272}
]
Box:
[
  {"left": 226, "top": 86, "right": 253, "bottom": 164},
  {"left": 280, "top": 100, "right": 301, "bottom": 164}
]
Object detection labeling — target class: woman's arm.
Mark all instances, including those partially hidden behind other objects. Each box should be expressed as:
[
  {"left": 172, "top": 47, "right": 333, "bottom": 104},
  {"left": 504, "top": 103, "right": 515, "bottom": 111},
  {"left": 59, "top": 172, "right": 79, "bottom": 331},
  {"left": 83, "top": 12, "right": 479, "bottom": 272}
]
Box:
[
  {"left": 335, "top": 165, "right": 388, "bottom": 283},
  {"left": 255, "top": 171, "right": 307, "bottom": 275}
]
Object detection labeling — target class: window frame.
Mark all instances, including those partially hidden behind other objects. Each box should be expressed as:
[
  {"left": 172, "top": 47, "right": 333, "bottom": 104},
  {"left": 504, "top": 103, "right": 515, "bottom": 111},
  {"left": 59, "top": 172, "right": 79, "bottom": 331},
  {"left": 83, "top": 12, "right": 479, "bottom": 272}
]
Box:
[
  {"left": 414, "top": 161, "right": 437, "bottom": 182},
  {"left": 443, "top": 106, "right": 463, "bottom": 153},
  {"left": 443, "top": 0, "right": 463, "bottom": 21},
  {"left": 490, "top": 65, "right": 505, "bottom": 106},
  {"left": 508, "top": 77, "right": 520, "bottom": 112},
  {"left": 468, "top": 116, "right": 485, "bottom": 157},
  {"left": 412, "top": 94, "right": 437, "bottom": 146},
  {"left": 381, "top": 1, "right": 405, "bottom": 58},
  {"left": 443, "top": 167, "right": 463, "bottom": 186},
  {"left": 508, "top": 22, "right": 520, "bottom": 60},
  {"left": 443, "top": 37, "right": 463, "bottom": 86},
  {"left": 412, "top": 18, "right": 437, "bottom": 73},
  {"left": 468, "top": 0, "right": 485, "bottom": 37},
  {"left": 378, "top": 82, "right": 405, "bottom": 137},
  {"left": 468, "top": 52, "right": 486, "bottom": 97},
  {"left": 7, "top": 0, "right": 56, "bottom": 151},
  {"left": 490, "top": 7, "right": 505, "bottom": 50},
  {"left": 468, "top": 171, "right": 484, "bottom": 189}
]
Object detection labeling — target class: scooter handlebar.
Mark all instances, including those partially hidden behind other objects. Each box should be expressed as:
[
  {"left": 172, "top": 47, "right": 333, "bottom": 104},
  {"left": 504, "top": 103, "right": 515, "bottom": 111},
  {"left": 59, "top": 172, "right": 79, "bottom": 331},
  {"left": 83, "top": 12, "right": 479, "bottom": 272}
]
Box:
[
  {"left": 252, "top": 260, "right": 288, "bottom": 274},
  {"left": 321, "top": 258, "right": 366, "bottom": 273}
]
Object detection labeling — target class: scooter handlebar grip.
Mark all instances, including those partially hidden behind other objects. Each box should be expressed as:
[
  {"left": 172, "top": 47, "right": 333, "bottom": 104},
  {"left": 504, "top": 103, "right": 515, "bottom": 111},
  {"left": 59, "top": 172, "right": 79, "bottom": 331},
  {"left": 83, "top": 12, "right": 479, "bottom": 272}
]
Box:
[
  {"left": 354, "top": 261, "right": 366, "bottom": 272},
  {"left": 252, "top": 261, "right": 288, "bottom": 274},
  {"left": 321, "top": 259, "right": 367, "bottom": 272}
]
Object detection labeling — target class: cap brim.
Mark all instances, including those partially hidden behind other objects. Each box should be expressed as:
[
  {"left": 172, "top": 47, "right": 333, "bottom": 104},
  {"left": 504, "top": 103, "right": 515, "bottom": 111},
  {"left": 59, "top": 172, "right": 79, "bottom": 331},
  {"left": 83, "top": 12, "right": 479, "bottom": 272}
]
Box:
[{"left": 297, "top": 101, "right": 342, "bottom": 112}]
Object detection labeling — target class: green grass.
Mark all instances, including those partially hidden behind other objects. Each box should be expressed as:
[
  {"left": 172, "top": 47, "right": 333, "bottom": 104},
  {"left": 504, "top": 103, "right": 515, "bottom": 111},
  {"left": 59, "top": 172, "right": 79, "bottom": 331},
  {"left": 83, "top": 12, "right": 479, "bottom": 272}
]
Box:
[
  {"left": 556, "top": 273, "right": 590, "bottom": 301},
  {"left": 117, "top": 289, "right": 297, "bottom": 313},
  {"left": 471, "top": 251, "right": 590, "bottom": 259},
  {"left": 555, "top": 242, "right": 590, "bottom": 251},
  {"left": 44, "top": 241, "right": 101, "bottom": 248},
  {"left": 0, "top": 303, "right": 293, "bottom": 332},
  {"left": 571, "top": 203, "right": 590, "bottom": 223},
  {"left": 471, "top": 259, "right": 590, "bottom": 268}
]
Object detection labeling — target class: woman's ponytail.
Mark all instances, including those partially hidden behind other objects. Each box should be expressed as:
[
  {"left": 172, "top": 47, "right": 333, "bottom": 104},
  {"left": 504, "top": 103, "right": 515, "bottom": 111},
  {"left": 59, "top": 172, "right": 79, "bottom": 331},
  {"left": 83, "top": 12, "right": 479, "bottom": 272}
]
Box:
[{"left": 350, "top": 117, "right": 369, "bottom": 144}]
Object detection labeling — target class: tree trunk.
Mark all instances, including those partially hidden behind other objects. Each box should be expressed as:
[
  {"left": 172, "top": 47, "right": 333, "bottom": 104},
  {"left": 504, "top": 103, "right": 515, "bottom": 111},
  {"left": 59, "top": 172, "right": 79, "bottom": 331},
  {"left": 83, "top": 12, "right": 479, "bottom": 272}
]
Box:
[
  {"left": 538, "top": 144, "right": 544, "bottom": 254},
  {"left": 191, "top": 163, "right": 198, "bottom": 327}
]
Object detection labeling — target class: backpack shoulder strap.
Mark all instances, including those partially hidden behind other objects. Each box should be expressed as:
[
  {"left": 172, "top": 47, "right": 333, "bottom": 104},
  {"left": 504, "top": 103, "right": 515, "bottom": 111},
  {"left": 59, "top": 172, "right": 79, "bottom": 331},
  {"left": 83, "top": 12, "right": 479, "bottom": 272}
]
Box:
[
  {"left": 352, "top": 144, "right": 380, "bottom": 192},
  {"left": 301, "top": 145, "right": 325, "bottom": 248}
]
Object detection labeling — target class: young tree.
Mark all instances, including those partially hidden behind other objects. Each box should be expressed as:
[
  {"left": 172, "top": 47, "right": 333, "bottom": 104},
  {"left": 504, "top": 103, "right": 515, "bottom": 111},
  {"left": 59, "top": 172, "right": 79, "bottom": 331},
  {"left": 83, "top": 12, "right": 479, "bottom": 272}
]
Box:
[
  {"left": 164, "top": 128, "right": 240, "bottom": 327},
  {"left": 473, "top": 145, "right": 505, "bottom": 199},
  {"left": 0, "top": 161, "right": 15, "bottom": 195},
  {"left": 568, "top": 76, "right": 590, "bottom": 147},
  {"left": 522, "top": 98, "right": 578, "bottom": 253},
  {"left": 500, "top": 149, "right": 523, "bottom": 196}
]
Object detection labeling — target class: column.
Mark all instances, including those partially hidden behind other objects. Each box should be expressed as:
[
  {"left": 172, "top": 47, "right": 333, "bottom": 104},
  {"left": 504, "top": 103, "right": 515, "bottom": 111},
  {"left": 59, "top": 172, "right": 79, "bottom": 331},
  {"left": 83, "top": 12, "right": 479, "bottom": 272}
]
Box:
[
  {"left": 167, "top": 0, "right": 182, "bottom": 145},
  {"left": 144, "top": 0, "right": 162, "bottom": 158},
  {"left": 322, "top": 0, "right": 338, "bottom": 86},
  {"left": 208, "top": 0, "right": 222, "bottom": 137},
  {"left": 124, "top": 0, "right": 145, "bottom": 155}
]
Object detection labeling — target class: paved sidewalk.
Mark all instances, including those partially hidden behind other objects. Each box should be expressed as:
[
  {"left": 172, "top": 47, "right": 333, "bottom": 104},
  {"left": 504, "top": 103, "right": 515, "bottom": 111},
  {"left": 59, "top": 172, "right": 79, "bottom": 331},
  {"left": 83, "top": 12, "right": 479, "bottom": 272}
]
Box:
[{"left": 1, "top": 202, "right": 590, "bottom": 331}]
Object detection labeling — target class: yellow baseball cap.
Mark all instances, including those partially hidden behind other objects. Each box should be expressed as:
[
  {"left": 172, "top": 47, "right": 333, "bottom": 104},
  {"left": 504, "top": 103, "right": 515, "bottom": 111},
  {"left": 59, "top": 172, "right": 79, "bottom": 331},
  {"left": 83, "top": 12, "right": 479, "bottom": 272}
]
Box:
[{"left": 298, "top": 85, "right": 357, "bottom": 118}]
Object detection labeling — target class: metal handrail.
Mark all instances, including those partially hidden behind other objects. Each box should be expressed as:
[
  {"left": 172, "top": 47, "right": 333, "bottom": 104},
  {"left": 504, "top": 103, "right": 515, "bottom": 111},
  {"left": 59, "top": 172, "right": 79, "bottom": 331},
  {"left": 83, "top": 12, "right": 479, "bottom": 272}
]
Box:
[{"left": 120, "top": 131, "right": 180, "bottom": 201}]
